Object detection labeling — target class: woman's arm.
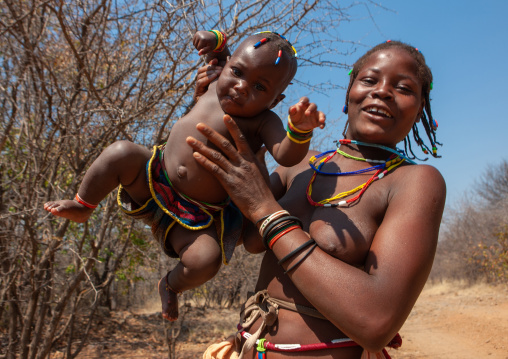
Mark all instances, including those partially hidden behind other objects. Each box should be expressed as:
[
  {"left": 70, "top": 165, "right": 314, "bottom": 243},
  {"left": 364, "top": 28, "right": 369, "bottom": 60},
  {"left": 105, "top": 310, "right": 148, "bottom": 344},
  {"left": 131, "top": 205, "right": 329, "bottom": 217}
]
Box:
[
  {"left": 187, "top": 116, "right": 446, "bottom": 352},
  {"left": 280, "top": 164, "right": 445, "bottom": 350}
]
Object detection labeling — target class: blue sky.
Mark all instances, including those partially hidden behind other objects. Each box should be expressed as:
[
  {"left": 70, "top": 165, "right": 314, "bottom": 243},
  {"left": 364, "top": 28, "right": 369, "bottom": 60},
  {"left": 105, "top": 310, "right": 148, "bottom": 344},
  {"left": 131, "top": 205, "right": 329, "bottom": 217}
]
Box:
[{"left": 291, "top": 0, "right": 508, "bottom": 205}]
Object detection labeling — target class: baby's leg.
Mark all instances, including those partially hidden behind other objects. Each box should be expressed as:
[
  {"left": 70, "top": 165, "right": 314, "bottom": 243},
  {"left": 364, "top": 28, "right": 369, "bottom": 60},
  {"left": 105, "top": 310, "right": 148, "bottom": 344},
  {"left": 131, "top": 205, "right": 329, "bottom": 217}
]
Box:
[
  {"left": 44, "top": 141, "right": 152, "bottom": 222},
  {"left": 158, "top": 224, "right": 222, "bottom": 321}
]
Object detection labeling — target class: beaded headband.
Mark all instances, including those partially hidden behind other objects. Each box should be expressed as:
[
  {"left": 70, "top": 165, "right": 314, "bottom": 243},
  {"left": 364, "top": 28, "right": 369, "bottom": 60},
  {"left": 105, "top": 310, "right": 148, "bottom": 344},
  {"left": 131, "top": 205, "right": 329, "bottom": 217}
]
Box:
[{"left": 252, "top": 31, "right": 298, "bottom": 65}]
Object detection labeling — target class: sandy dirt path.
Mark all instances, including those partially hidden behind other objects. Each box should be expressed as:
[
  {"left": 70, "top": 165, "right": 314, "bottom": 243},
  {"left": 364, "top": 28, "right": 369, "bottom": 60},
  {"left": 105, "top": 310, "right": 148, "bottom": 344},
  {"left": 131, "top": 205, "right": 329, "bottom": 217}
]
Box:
[
  {"left": 387, "top": 282, "right": 508, "bottom": 359},
  {"left": 65, "top": 282, "right": 508, "bottom": 358}
]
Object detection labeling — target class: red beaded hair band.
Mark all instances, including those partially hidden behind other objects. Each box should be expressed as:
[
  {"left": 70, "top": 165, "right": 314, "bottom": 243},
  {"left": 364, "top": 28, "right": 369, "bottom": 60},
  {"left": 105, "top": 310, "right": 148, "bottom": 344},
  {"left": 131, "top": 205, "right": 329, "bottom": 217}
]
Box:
[{"left": 252, "top": 31, "right": 298, "bottom": 65}]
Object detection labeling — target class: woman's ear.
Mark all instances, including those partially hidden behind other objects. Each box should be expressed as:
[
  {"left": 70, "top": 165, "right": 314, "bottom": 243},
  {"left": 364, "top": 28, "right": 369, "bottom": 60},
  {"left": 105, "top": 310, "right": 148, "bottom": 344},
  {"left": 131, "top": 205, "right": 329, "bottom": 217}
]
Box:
[{"left": 269, "top": 94, "right": 286, "bottom": 109}]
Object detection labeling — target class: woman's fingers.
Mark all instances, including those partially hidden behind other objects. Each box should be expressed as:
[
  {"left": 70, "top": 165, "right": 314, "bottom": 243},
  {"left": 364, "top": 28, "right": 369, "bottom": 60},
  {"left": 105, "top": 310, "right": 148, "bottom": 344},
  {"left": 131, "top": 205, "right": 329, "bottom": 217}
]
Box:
[
  {"left": 221, "top": 115, "right": 253, "bottom": 157},
  {"left": 186, "top": 133, "right": 231, "bottom": 175}
]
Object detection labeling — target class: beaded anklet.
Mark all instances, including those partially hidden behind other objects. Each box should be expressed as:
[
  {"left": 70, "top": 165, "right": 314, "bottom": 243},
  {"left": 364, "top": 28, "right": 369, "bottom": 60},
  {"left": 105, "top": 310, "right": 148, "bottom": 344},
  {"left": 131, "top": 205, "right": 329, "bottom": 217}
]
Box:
[{"left": 75, "top": 193, "right": 98, "bottom": 209}]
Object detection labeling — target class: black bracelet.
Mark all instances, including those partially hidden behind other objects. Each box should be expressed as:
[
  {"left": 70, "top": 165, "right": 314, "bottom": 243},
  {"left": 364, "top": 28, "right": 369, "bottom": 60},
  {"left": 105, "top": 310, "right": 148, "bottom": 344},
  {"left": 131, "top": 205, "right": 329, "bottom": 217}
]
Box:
[
  {"left": 262, "top": 216, "right": 303, "bottom": 249},
  {"left": 277, "top": 238, "right": 316, "bottom": 266},
  {"left": 284, "top": 243, "right": 318, "bottom": 274}
]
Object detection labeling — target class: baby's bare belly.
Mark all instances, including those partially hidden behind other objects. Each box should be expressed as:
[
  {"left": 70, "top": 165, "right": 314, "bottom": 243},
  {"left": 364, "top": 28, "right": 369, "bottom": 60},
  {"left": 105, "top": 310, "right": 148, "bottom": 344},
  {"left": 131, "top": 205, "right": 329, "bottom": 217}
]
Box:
[{"left": 163, "top": 122, "right": 229, "bottom": 204}]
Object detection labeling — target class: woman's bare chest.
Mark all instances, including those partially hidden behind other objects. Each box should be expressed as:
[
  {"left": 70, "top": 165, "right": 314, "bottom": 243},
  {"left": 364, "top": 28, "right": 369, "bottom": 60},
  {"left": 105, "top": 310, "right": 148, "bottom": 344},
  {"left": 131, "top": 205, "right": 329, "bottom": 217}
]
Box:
[{"left": 280, "top": 170, "right": 388, "bottom": 266}]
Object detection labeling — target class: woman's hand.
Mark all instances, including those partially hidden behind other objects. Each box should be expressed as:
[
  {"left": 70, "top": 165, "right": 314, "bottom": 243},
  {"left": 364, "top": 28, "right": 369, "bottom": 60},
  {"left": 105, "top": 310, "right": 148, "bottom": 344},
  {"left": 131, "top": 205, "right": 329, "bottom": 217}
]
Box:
[
  {"left": 186, "top": 115, "right": 282, "bottom": 223},
  {"left": 193, "top": 58, "right": 223, "bottom": 102}
]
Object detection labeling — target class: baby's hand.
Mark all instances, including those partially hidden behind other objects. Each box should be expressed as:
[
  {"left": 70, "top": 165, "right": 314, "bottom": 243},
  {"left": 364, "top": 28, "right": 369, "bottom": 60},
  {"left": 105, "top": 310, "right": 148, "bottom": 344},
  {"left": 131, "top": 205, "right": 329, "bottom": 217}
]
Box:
[
  {"left": 193, "top": 31, "right": 218, "bottom": 56},
  {"left": 288, "top": 97, "right": 326, "bottom": 132},
  {"left": 194, "top": 58, "right": 223, "bottom": 102}
]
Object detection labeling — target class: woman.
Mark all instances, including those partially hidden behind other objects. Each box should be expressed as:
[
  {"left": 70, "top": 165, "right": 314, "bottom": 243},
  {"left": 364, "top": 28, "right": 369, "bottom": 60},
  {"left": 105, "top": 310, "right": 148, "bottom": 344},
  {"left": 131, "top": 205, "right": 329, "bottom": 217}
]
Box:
[{"left": 189, "top": 40, "right": 446, "bottom": 359}]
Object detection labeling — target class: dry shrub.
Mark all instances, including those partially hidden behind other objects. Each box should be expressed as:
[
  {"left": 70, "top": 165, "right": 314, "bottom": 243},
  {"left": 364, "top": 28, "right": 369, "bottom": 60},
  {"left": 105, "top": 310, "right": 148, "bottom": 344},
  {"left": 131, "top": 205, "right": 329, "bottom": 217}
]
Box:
[{"left": 430, "top": 159, "right": 508, "bottom": 284}]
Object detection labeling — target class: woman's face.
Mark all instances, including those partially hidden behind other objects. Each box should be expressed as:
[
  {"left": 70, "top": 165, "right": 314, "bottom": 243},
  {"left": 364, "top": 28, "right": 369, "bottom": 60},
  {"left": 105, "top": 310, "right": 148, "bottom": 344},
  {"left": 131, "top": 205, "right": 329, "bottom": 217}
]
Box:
[{"left": 346, "top": 48, "right": 424, "bottom": 147}]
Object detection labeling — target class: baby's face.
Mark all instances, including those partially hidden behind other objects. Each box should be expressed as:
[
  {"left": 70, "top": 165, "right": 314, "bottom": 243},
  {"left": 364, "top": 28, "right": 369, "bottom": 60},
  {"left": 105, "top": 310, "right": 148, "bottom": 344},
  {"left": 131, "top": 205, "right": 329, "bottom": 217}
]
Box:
[{"left": 216, "top": 39, "right": 292, "bottom": 118}]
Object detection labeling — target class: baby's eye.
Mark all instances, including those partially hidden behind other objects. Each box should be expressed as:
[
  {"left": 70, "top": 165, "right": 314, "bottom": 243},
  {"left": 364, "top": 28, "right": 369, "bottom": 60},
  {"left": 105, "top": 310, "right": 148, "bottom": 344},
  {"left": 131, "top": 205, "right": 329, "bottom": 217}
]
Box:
[
  {"left": 232, "top": 68, "right": 241, "bottom": 76},
  {"left": 254, "top": 83, "right": 266, "bottom": 91}
]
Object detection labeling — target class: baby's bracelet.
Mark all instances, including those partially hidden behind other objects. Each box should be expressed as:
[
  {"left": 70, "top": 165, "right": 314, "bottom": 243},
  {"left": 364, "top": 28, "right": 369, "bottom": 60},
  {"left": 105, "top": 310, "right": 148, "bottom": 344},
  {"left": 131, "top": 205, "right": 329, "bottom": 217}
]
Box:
[
  {"left": 287, "top": 131, "right": 312, "bottom": 144},
  {"left": 208, "top": 29, "right": 227, "bottom": 52},
  {"left": 75, "top": 193, "right": 98, "bottom": 209},
  {"left": 287, "top": 115, "right": 313, "bottom": 144}
]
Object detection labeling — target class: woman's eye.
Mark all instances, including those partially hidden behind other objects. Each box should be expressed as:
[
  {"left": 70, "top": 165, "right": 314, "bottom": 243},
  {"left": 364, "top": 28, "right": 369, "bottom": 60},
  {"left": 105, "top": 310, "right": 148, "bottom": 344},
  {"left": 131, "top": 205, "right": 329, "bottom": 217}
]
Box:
[
  {"left": 361, "top": 77, "right": 376, "bottom": 85},
  {"left": 397, "top": 85, "right": 414, "bottom": 93}
]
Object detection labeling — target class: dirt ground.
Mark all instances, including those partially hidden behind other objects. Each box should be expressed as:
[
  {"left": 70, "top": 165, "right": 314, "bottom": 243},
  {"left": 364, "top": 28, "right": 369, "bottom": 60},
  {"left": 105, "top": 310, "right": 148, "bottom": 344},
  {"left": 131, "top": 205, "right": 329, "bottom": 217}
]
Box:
[
  {"left": 61, "top": 281, "right": 508, "bottom": 359},
  {"left": 388, "top": 282, "right": 508, "bottom": 359}
]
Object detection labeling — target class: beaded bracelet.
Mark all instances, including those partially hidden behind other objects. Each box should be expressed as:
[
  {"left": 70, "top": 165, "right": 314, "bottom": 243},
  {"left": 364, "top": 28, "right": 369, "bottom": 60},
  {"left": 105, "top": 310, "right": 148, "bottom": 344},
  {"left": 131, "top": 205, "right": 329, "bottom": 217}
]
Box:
[
  {"left": 208, "top": 29, "right": 227, "bottom": 52},
  {"left": 287, "top": 115, "right": 313, "bottom": 144},
  {"left": 268, "top": 225, "right": 300, "bottom": 249},
  {"left": 75, "top": 193, "right": 97, "bottom": 209},
  {"left": 287, "top": 131, "right": 313, "bottom": 144},
  {"left": 255, "top": 214, "right": 270, "bottom": 227},
  {"left": 262, "top": 215, "right": 303, "bottom": 249},
  {"left": 259, "top": 210, "right": 290, "bottom": 237},
  {"left": 287, "top": 115, "right": 313, "bottom": 134},
  {"left": 262, "top": 217, "right": 294, "bottom": 249},
  {"left": 264, "top": 220, "right": 298, "bottom": 248}
]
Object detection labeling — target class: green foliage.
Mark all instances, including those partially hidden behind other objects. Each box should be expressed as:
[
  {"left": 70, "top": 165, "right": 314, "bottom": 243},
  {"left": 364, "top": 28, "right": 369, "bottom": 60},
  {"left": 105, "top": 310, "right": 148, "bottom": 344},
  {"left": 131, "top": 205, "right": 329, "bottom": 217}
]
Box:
[{"left": 65, "top": 264, "right": 76, "bottom": 274}]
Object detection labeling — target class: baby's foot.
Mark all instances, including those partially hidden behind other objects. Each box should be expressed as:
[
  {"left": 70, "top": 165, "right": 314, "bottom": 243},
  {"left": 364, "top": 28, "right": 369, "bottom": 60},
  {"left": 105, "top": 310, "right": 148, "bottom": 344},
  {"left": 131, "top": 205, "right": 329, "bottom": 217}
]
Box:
[
  {"left": 158, "top": 272, "right": 180, "bottom": 321},
  {"left": 44, "top": 200, "right": 94, "bottom": 223}
]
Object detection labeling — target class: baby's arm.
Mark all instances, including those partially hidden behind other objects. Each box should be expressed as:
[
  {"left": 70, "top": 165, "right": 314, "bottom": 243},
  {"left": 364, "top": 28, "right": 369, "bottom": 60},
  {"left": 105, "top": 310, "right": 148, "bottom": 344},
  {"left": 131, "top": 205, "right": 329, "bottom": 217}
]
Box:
[
  {"left": 261, "top": 97, "right": 326, "bottom": 167},
  {"left": 193, "top": 30, "right": 231, "bottom": 67}
]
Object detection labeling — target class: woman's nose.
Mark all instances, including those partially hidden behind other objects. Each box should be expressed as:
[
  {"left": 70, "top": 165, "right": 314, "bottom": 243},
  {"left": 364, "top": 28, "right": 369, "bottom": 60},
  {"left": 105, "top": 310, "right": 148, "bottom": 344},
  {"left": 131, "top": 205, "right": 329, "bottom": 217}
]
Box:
[{"left": 372, "top": 81, "right": 393, "bottom": 99}]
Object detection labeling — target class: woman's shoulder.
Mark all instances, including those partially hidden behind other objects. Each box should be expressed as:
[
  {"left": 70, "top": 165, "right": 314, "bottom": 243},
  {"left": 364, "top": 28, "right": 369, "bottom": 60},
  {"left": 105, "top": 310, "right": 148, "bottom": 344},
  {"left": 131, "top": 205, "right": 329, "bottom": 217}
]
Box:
[
  {"left": 398, "top": 162, "right": 445, "bottom": 183},
  {"left": 391, "top": 162, "right": 446, "bottom": 202}
]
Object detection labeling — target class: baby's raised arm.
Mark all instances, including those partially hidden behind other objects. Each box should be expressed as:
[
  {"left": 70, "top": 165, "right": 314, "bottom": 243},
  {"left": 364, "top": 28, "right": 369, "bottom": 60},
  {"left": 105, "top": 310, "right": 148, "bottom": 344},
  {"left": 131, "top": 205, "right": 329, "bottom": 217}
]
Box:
[
  {"left": 193, "top": 30, "right": 231, "bottom": 67},
  {"left": 261, "top": 97, "right": 326, "bottom": 167}
]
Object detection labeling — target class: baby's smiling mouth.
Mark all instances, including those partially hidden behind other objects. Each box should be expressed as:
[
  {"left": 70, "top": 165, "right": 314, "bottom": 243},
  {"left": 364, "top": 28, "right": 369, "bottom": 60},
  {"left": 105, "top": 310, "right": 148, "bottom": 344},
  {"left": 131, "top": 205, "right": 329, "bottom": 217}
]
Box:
[{"left": 364, "top": 105, "right": 393, "bottom": 118}]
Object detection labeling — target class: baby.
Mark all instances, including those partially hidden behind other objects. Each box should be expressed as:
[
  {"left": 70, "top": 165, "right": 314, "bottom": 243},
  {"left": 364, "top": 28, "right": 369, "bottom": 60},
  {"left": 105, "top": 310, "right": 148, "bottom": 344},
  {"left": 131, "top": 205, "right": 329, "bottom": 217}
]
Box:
[{"left": 44, "top": 30, "right": 325, "bottom": 320}]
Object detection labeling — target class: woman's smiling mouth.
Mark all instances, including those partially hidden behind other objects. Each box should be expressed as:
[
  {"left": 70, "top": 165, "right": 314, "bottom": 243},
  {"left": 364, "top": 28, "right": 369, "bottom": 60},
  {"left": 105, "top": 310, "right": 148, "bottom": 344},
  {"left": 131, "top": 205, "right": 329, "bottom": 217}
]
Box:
[{"left": 363, "top": 105, "right": 393, "bottom": 118}]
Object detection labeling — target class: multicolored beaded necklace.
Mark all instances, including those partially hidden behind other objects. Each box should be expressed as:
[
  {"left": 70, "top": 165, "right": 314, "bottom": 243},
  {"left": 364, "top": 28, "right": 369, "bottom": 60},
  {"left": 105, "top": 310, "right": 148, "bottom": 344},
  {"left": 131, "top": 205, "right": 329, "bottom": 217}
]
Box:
[{"left": 306, "top": 140, "right": 407, "bottom": 207}]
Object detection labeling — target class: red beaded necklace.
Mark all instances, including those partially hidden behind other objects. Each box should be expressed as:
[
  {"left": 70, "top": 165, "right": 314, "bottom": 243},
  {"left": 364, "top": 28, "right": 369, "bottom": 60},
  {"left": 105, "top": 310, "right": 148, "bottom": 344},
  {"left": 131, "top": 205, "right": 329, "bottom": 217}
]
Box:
[{"left": 306, "top": 143, "right": 405, "bottom": 207}]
